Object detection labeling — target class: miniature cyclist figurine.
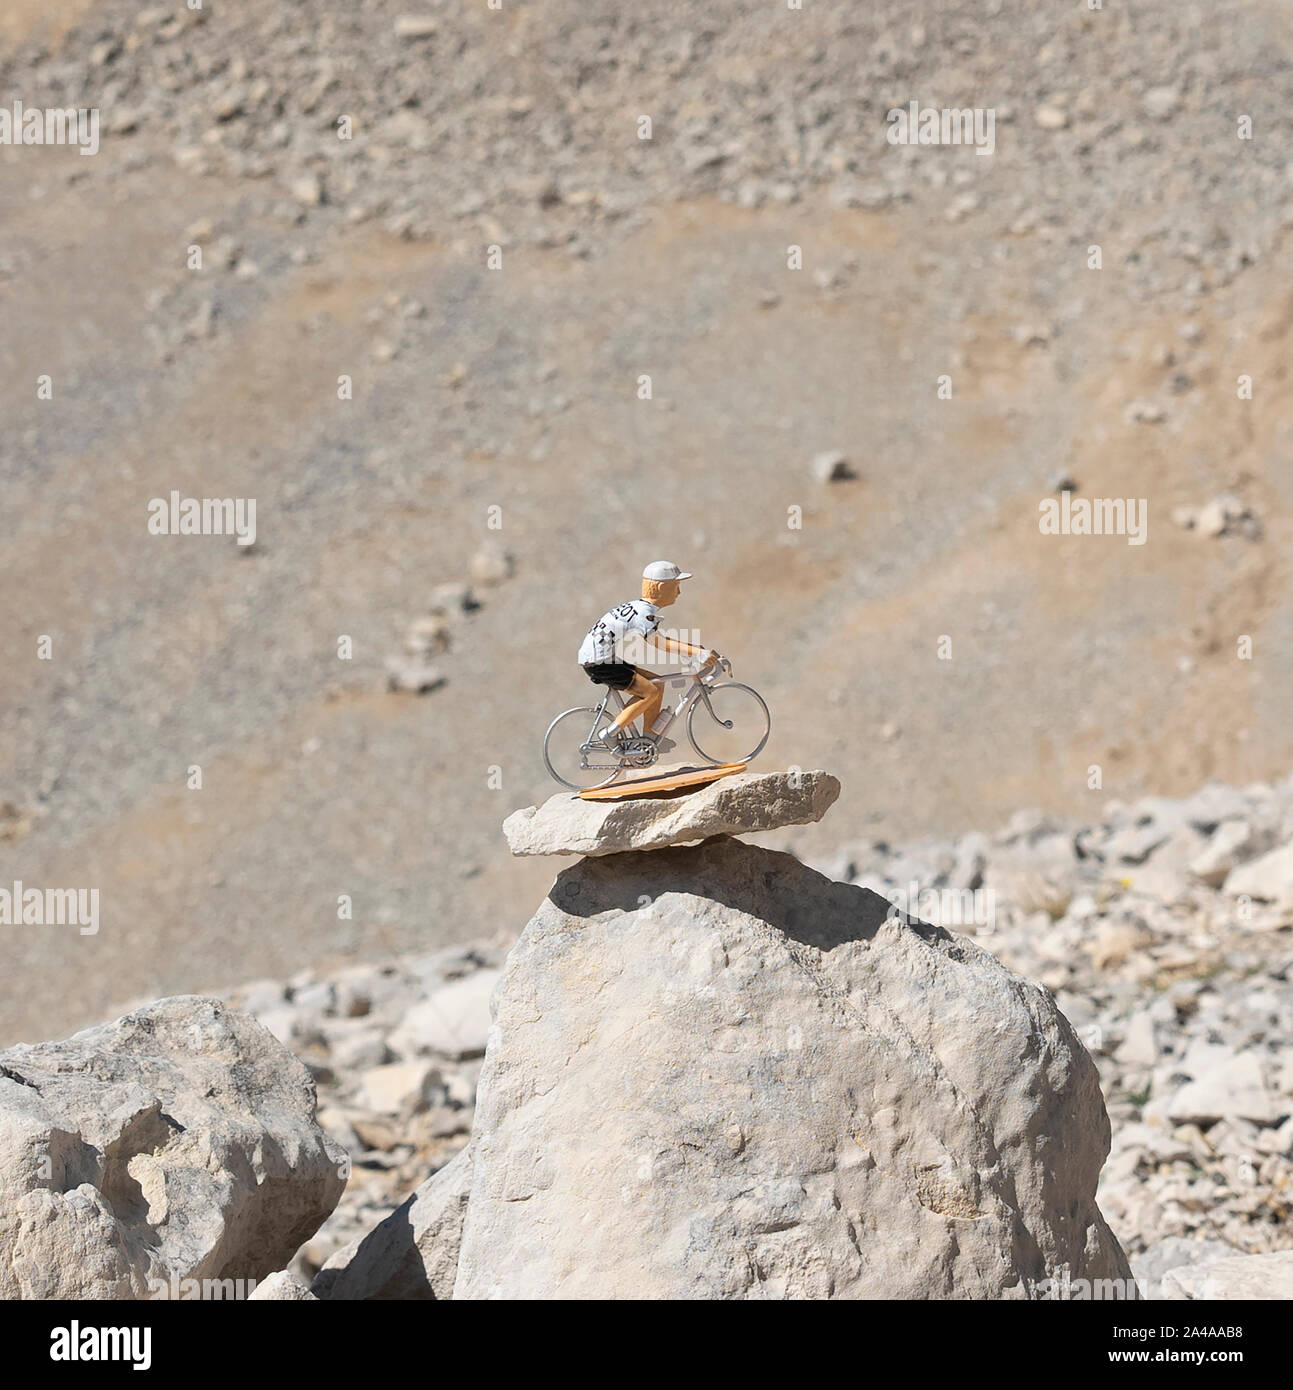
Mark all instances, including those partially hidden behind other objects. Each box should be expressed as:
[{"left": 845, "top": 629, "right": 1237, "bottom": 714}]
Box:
[{"left": 578, "top": 561, "right": 720, "bottom": 745}]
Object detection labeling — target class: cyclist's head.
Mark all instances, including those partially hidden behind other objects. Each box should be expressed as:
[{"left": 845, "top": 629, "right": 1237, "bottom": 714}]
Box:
[
  {"left": 641, "top": 560, "right": 691, "bottom": 607},
  {"left": 642, "top": 577, "right": 680, "bottom": 606}
]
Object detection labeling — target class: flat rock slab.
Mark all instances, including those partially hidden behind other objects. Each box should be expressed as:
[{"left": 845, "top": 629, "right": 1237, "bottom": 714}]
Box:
[
  {"left": 503, "top": 768, "right": 840, "bottom": 857},
  {"left": 578, "top": 762, "right": 746, "bottom": 801}
]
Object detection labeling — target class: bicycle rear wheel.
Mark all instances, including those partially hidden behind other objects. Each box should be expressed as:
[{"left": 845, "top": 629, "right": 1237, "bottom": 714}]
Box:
[
  {"left": 543, "top": 706, "right": 624, "bottom": 790},
  {"left": 687, "top": 683, "right": 771, "bottom": 766}
]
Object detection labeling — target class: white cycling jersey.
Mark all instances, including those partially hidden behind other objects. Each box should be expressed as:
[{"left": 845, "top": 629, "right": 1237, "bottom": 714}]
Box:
[{"left": 578, "top": 599, "right": 661, "bottom": 664}]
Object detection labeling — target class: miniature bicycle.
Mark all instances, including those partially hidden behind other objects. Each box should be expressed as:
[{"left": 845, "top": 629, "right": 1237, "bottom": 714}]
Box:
[{"left": 542, "top": 658, "right": 771, "bottom": 790}]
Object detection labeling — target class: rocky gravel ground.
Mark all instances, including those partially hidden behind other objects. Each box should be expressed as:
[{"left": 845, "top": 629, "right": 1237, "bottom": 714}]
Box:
[
  {"left": 218, "top": 941, "right": 506, "bottom": 1284},
  {"left": 5, "top": 0, "right": 1289, "bottom": 303},
  {"left": 225, "top": 776, "right": 1293, "bottom": 1294},
  {"left": 4, "top": 0, "right": 1291, "bottom": 1049}
]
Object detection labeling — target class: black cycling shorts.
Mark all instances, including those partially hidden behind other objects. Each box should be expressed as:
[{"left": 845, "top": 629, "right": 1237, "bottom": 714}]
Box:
[{"left": 583, "top": 661, "right": 636, "bottom": 690}]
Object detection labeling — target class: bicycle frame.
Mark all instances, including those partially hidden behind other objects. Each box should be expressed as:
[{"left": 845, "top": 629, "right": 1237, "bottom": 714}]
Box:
[
  {"left": 593, "top": 668, "right": 729, "bottom": 744},
  {"left": 570, "top": 664, "right": 728, "bottom": 778}
]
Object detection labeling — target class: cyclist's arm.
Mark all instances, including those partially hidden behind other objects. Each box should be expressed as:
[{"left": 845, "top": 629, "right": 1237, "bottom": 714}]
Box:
[{"left": 659, "top": 635, "right": 717, "bottom": 663}]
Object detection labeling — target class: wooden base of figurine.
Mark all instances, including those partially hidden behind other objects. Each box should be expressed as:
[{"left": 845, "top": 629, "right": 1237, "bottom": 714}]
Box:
[{"left": 578, "top": 762, "right": 747, "bottom": 802}]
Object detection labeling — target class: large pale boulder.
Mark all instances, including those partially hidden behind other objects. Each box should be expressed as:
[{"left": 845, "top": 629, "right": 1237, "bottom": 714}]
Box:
[
  {"left": 503, "top": 769, "right": 840, "bottom": 857},
  {"left": 0, "top": 997, "right": 347, "bottom": 1299},
  {"left": 447, "top": 836, "right": 1131, "bottom": 1299}
]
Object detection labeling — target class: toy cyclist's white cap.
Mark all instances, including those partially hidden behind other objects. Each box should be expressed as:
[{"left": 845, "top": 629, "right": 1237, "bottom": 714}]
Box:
[{"left": 643, "top": 560, "right": 693, "bottom": 582}]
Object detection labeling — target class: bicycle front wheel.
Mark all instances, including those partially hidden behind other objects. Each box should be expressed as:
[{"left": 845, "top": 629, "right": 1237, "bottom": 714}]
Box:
[
  {"left": 543, "top": 706, "right": 623, "bottom": 790},
  {"left": 687, "top": 683, "right": 771, "bottom": 766}
]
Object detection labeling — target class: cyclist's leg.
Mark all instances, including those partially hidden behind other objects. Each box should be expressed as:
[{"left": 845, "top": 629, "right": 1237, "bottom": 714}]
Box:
[
  {"left": 612, "top": 670, "right": 663, "bottom": 733},
  {"left": 636, "top": 667, "right": 670, "bottom": 730}
]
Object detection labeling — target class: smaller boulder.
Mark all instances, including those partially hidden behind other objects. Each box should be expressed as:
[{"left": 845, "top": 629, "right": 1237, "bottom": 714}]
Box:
[
  {"left": 311, "top": 1149, "right": 472, "bottom": 1301},
  {"left": 389, "top": 972, "right": 500, "bottom": 1061},
  {"left": 249, "top": 1271, "right": 318, "bottom": 1301},
  {"left": 1163, "top": 1251, "right": 1293, "bottom": 1300}
]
